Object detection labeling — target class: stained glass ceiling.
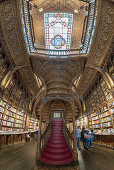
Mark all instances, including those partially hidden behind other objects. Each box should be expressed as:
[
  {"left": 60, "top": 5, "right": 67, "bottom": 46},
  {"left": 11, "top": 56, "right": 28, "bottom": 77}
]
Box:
[
  {"left": 44, "top": 13, "right": 73, "bottom": 51},
  {"left": 21, "top": 0, "right": 97, "bottom": 58}
]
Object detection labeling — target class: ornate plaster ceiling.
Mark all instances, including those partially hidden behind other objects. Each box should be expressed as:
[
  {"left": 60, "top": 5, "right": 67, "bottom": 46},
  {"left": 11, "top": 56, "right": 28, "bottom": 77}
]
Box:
[
  {"left": 31, "top": 0, "right": 86, "bottom": 49},
  {"left": 31, "top": 58, "right": 86, "bottom": 95}
]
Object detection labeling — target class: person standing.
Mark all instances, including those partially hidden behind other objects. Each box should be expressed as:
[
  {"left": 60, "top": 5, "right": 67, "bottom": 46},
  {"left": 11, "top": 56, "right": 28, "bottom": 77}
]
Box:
[
  {"left": 76, "top": 126, "right": 81, "bottom": 150},
  {"left": 90, "top": 129, "right": 95, "bottom": 147},
  {"left": 87, "top": 131, "right": 92, "bottom": 147},
  {"left": 36, "top": 125, "right": 39, "bottom": 138},
  {"left": 81, "top": 127, "right": 88, "bottom": 150}
]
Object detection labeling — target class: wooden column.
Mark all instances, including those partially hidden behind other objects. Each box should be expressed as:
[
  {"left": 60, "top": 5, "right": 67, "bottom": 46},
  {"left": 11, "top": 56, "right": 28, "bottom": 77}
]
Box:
[
  {"left": 72, "top": 100, "right": 78, "bottom": 162},
  {"left": 36, "top": 105, "right": 43, "bottom": 164}
]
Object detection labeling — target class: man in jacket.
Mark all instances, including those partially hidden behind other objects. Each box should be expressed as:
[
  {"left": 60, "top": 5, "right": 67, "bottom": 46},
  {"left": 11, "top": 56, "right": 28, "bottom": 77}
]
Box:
[{"left": 76, "top": 126, "right": 81, "bottom": 150}]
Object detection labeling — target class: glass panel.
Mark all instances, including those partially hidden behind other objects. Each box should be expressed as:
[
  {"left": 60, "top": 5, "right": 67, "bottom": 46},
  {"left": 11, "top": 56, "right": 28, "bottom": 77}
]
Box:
[
  {"left": 44, "top": 13, "right": 73, "bottom": 51},
  {"left": 53, "top": 112, "right": 63, "bottom": 118}
]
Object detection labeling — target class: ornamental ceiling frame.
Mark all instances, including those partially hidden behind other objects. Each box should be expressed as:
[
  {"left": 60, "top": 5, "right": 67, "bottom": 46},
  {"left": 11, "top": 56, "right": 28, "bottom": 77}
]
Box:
[
  {"left": 27, "top": 0, "right": 87, "bottom": 51},
  {"left": 21, "top": 0, "right": 97, "bottom": 58}
]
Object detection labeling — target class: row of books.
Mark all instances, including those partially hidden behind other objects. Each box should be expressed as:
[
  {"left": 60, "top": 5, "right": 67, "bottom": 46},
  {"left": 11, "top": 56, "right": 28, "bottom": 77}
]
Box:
[
  {"left": 90, "top": 121, "right": 112, "bottom": 129},
  {"left": 0, "top": 100, "right": 38, "bottom": 132},
  {"left": 100, "top": 117, "right": 111, "bottom": 123},
  {"left": 101, "top": 122, "right": 112, "bottom": 127},
  {"left": 2, "top": 121, "right": 25, "bottom": 128}
]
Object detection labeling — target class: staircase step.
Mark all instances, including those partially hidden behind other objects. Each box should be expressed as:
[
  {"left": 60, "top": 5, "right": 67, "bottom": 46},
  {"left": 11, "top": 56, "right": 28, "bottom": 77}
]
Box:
[
  {"left": 42, "top": 152, "right": 72, "bottom": 159},
  {"left": 49, "top": 137, "right": 64, "bottom": 139},
  {"left": 42, "top": 153, "right": 72, "bottom": 161},
  {"left": 47, "top": 143, "right": 67, "bottom": 148},
  {"left": 44, "top": 147, "right": 71, "bottom": 154},
  {"left": 40, "top": 157, "right": 74, "bottom": 165},
  {"left": 50, "top": 133, "right": 64, "bottom": 135},
  {"left": 48, "top": 139, "right": 66, "bottom": 144}
]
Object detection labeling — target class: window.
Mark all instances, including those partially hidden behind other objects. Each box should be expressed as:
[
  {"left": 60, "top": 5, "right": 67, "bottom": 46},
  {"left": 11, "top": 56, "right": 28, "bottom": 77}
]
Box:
[
  {"left": 53, "top": 112, "right": 63, "bottom": 118},
  {"left": 44, "top": 13, "right": 73, "bottom": 51}
]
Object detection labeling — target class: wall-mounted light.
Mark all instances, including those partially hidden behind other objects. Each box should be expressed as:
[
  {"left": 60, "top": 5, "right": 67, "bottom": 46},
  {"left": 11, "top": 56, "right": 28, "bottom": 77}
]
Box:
[
  {"left": 39, "top": 8, "right": 43, "bottom": 13},
  {"left": 74, "top": 9, "right": 78, "bottom": 14}
]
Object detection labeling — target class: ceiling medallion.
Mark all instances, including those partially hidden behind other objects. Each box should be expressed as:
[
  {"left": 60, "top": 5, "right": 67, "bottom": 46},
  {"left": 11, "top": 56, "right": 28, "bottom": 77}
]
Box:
[{"left": 51, "top": 34, "right": 66, "bottom": 49}]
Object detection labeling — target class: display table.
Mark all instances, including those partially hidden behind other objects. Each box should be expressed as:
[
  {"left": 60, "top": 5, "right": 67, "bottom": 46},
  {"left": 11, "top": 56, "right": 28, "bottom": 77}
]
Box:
[
  {"left": 95, "top": 134, "right": 114, "bottom": 149},
  {"left": 0, "top": 130, "right": 37, "bottom": 148}
]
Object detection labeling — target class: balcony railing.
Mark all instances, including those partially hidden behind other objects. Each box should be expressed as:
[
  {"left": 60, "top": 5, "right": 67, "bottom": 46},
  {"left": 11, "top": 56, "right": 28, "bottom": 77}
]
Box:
[{"left": 20, "top": 0, "right": 98, "bottom": 58}]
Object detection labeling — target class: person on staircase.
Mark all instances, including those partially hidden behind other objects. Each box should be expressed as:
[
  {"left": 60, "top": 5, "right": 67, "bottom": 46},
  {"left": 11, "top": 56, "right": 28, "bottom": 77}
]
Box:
[{"left": 76, "top": 126, "right": 81, "bottom": 150}]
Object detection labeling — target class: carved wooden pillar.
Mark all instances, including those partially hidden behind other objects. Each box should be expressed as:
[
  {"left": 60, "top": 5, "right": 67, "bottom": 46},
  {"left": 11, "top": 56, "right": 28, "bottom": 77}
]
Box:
[
  {"left": 36, "top": 105, "right": 43, "bottom": 164},
  {"left": 72, "top": 100, "right": 78, "bottom": 162}
]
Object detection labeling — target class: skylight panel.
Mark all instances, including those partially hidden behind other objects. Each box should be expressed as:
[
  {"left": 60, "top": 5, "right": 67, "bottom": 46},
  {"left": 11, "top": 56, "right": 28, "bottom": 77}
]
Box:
[{"left": 44, "top": 13, "right": 73, "bottom": 51}]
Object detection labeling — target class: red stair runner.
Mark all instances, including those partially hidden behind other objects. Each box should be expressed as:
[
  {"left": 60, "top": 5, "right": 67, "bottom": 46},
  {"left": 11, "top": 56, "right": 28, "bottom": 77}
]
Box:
[{"left": 40, "top": 119, "right": 74, "bottom": 165}]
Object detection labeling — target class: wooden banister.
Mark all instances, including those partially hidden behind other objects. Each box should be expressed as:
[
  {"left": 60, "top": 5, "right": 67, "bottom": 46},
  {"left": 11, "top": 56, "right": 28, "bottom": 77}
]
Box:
[
  {"left": 40, "top": 123, "right": 51, "bottom": 153},
  {"left": 36, "top": 120, "right": 51, "bottom": 164},
  {"left": 64, "top": 123, "right": 74, "bottom": 151},
  {"left": 64, "top": 121, "right": 78, "bottom": 162}
]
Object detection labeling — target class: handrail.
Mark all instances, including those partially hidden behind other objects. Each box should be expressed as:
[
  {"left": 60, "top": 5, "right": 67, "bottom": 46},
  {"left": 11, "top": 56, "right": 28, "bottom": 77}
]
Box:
[
  {"left": 63, "top": 123, "right": 74, "bottom": 152},
  {"left": 40, "top": 122, "right": 51, "bottom": 153},
  {"left": 41, "top": 123, "right": 50, "bottom": 139}
]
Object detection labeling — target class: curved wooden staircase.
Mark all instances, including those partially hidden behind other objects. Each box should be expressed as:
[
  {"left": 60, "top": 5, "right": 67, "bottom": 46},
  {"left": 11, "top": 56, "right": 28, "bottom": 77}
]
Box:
[{"left": 40, "top": 119, "right": 74, "bottom": 165}]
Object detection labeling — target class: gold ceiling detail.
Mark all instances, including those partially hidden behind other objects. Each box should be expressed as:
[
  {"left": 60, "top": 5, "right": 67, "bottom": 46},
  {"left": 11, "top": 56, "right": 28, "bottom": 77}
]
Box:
[
  {"left": 31, "top": 0, "right": 85, "bottom": 12},
  {"left": 31, "top": 58, "right": 86, "bottom": 95},
  {"left": 31, "top": 0, "right": 86, "bottom": 50},
  {"left": 21, "top": 0, "right": 97, "bottom": 57}
]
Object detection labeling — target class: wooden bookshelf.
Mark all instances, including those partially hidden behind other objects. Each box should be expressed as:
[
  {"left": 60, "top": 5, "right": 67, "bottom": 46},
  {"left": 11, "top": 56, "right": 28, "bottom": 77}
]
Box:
[
  {"left": 85, "top": 78, "right": 113, "bottom": 134},
  {"left": 28, "top": 116, "right": 38, "bottom": 131},
  {"left": 76, "top": 116, "right": 88, "bottom": 129},
  {"left": 0, "top": 99, "right": 39, "bottom": 133}
]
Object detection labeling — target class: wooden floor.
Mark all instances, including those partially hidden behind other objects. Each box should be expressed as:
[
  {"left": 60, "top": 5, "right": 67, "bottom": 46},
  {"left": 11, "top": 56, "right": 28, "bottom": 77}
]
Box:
[{"left": 0, "top": 140, "right": 114, "bottom": 170}]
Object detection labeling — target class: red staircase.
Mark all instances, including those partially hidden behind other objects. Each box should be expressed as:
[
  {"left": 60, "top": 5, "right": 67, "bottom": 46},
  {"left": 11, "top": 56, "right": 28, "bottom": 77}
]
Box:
[{"left": 40, "top": 119, "right": 74, "bottom": 165}]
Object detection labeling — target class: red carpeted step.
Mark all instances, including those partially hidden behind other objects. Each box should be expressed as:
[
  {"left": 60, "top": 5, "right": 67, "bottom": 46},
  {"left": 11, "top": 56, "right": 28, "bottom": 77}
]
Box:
[
  {"left": 42, "top": 152, "right": 72, "bottom": 161},
  {"left": 44, "top": 147, "right": 71, "bottom": 154},
  {"left": 40, "top": 119, "right": 74, "bottom": 165},
  {"left": 47, "top": 143, "right": 67, "bottom": 148},
  {"left": 48, "top": 140, "right": 66, "bottom": 144},
  {"left": 40, "top": 157, "right": 74, "bottom": 165}
]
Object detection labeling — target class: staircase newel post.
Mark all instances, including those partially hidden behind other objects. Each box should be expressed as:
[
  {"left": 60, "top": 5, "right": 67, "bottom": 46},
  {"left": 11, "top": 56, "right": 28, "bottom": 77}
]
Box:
[
  {"left": 36, "top": 105, "right": 43, "bottom": 165},
  {"left": 72, "top": 98, "right": 78, "bottom": 162}
]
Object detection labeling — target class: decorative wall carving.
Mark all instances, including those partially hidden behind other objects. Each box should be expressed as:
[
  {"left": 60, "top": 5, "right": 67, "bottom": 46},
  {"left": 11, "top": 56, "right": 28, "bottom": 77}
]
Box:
[
  {"left": 0, "top": 0, "right": 39, "bottom": 96},
  {"left": 77, "top": 0, "right": 114, "bottom": 96}
]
